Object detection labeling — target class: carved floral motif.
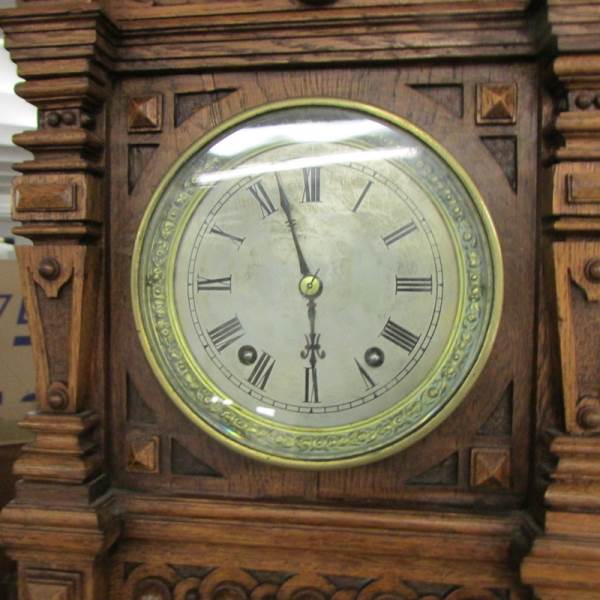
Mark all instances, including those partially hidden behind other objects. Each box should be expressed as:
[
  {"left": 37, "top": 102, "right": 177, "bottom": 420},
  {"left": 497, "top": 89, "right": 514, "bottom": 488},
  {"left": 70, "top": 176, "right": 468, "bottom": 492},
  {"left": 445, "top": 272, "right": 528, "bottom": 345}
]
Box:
[{"left": 124, "top": 567, "right": 507, "bottom": 600}]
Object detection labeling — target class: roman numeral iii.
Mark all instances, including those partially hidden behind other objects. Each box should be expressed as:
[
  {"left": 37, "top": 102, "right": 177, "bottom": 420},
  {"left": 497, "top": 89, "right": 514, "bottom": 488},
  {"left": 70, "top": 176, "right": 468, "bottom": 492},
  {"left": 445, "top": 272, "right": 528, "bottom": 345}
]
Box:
[
  {"left": 395, "top": 276, "right": 433, "bottom": 293},
  {"left": 247, "top": 352, "right": 276, "bottom": 390},
  {"left": 381, "top": 318, "right": 419, "bottom": 353},
  {"left": 302, "top": 167, "right": 321, "bottom": 203},
  {"left": 208, "top": 316, "right": 244, "bottom": 352},
  {"left": 382, "top": 221, "right": 417, "bottom": 246}
]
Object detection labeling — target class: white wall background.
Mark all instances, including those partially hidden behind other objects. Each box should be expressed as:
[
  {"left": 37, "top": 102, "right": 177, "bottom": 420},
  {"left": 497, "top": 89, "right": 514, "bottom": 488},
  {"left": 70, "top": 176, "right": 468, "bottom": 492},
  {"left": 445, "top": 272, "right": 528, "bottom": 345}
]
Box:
[{"left": 0, "top": 1, "right": 38, "bottom": 240}]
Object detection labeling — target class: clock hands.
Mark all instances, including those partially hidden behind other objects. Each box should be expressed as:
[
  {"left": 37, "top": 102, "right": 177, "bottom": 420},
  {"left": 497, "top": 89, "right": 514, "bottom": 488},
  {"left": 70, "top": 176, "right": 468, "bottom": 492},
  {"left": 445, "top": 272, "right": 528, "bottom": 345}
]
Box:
[
  {"left": 301, "top": 296, "right": 325, "bottom": 403},
  {"left": 274, "top": 171, "right": 326, "bottom": 403},
  {"left": 275, "top": 172, "right": 311, "bottom": 277}
]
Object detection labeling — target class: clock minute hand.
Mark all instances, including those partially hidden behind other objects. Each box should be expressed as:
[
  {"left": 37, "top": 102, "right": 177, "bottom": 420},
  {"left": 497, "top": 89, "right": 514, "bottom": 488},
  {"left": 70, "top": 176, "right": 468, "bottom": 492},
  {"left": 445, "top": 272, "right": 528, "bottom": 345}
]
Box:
[{"left": 275, "top": 172, "right": 311, "bottom": 277}]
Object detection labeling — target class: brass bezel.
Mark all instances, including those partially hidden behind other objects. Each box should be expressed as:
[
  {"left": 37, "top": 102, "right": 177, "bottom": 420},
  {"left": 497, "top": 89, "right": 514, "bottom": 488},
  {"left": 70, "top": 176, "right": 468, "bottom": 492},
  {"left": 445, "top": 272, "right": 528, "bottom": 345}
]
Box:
[{"left": 131, "top": 97, "right": 504, "bottom": 470}]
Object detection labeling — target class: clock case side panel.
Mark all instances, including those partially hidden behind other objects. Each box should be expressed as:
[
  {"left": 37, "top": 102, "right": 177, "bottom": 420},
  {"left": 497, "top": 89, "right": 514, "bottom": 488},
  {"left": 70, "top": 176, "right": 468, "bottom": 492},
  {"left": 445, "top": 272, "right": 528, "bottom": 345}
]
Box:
[{"left": 111, "top": 65, "right": 538, "bottom": 509}]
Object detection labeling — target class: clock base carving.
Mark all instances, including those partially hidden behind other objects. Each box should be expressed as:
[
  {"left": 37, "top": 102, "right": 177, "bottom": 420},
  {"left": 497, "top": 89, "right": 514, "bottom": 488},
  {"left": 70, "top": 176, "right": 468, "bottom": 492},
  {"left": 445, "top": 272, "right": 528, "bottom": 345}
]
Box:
[{"left": 1, "top": 1, "right": 600, "bottom": 599}]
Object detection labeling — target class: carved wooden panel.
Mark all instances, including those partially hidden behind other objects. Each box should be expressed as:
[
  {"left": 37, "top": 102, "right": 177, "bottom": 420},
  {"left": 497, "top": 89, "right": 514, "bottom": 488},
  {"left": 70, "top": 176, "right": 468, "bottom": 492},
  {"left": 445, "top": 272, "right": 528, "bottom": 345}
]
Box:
[
  {"left": 128, "top": 95, "right": 163, "bottom": 133},
  {"left": 126, "top": 431, "right": 160, "bottom": 474},
  {"left": 547, "top": 162, "right": 600, "bottom": 217},
  {"left": 476, "top": 84, "right": 518, "bottom": 125},
  {"left": 551, "top": 240, "right": 600, "bottom": 433},
  {"left": 23, "top": 569, "right": 82, "bottom": 600},
  {"left": 15, "top": 246, "right": 101, "bottom": 414},
  {"left": 116, "top": 564, "right": 518, "bottom": 600},
  {"left": 110, "top": 64, "right": 537, "bottom": 508},
  {"left": 12, "top": 174, "right": 102, "bottom": 223}
]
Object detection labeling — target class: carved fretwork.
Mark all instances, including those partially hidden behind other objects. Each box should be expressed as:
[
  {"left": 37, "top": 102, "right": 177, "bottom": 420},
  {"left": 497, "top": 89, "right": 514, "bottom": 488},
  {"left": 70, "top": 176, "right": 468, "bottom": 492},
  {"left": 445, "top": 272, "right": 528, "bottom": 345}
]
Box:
[
  {"left": 118, "top": 564, "right": 512, "bottom": 600},
  {"left": 521, "top": 2, "right": 600, "bottom": 598}
]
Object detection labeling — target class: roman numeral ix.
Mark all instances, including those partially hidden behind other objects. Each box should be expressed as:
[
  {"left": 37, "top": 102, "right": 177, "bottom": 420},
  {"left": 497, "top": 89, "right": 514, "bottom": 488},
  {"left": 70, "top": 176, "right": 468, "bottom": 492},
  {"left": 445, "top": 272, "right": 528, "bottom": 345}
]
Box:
[
  {"left": 381, "top": 318, "right": 419, "bottom": 353},
  {"left": 208, "top": 316, "right": 244, "bottom": 352}
]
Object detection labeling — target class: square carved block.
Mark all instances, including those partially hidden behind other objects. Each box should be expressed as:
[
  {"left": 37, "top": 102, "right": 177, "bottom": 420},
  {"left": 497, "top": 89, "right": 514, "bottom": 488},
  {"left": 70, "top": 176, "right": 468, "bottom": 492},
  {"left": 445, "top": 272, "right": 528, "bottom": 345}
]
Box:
[
  {"left": 24, "top": 569, "right": 82, "bottom": 600},
  {"left": 470, "top": 447, "right": 511, "bottom": 489},
  {"left": 126, "top": 431, "right": 160, "bottom": 473},
  {"left": 128, "top": 94, "right": 163, "bottom": 132},
  {"left": 476, "top": 83, "right": 517, "bottom": 125},
  {"left": 12, "top": 174, "right": 101, "bottom": 222}
]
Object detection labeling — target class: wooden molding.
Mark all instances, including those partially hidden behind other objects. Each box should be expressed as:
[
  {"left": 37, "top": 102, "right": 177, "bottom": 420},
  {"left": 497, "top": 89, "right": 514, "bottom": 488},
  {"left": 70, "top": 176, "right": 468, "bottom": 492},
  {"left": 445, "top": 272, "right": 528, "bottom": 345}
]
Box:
[
  {"left": 522, "top": 437, "right": 600, "bottom": 598},
  {"left": 521, "top": 0, "right": 600, "bottom": 589},
  {"left": 0, "top": 2, "right": 537, "bottom": 74}
]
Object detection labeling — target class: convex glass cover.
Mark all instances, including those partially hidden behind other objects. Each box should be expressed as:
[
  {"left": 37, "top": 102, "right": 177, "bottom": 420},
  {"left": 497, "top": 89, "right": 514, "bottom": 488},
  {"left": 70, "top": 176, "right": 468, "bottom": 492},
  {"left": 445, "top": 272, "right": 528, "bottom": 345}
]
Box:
[{"left": 132, "top": 100, "right": 503, "bottom": 468}]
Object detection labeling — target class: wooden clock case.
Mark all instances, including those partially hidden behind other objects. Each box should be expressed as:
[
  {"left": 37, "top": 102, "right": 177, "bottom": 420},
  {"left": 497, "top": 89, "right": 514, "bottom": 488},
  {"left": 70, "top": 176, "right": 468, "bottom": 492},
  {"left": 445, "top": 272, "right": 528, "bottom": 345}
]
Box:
[{"left": 1, "top": 1, "right": 599, "bottom": 599}]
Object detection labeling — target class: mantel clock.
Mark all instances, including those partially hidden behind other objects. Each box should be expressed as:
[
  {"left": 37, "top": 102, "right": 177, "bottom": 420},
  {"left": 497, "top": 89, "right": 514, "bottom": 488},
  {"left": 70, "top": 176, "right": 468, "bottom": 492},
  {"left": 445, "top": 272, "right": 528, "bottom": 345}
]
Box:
[{"left": 1, "top": 2, "right": 600, "bottom": 600}]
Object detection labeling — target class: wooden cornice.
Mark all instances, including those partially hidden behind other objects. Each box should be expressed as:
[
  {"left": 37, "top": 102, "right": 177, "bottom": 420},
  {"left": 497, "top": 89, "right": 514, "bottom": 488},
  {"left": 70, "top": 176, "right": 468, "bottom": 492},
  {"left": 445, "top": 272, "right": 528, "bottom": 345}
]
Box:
[
  {"left": 547, "top": 0, "right": 600, "bottom": 54},
  {"left": 1, "top": 1, "right": 539, "bottom": 72}
]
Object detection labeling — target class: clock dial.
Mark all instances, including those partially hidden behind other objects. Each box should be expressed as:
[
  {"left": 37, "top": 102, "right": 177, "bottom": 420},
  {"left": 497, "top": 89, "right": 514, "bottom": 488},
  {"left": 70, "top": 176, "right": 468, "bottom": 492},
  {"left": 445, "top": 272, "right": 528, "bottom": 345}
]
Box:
[
  {"left": 174, "top": 149, "right": 456, "bottom": 427},
  {"left": 133, "top": 101, "right": 502, "bottom": 468}
]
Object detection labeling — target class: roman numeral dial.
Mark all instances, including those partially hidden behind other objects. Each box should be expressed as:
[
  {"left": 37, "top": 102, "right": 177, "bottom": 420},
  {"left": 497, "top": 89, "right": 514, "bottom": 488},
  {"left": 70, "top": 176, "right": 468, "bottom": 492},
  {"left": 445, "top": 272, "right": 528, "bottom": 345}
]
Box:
[
  {"left": 197, "top": 276, "right": 232, "bottom": 292},
  {"left": 210, "top": 225, "right": 245, "bottom": 247},
  {"left": 382, "top": 221, "right": 417, "bottom": 246},
  {"left": 178, "top": 142, "right": 450, "bottom": 431},
  {"left": 354, "top": 359, "right": 376, "bottom": 390},
  {"left": 396, "top": 276, "right": 433, "bottom": 293},
  {"left": 381, "top": 318, "right": 420, "bottom": 354},
  {"left": 248, "top": 352, "right": 276, "bottom": 390},
  {"left": 249, "top": 181, "right": 277, "bottom": 218},
  {"left": 208, "top": 317, "right": 244, "bottom": 352},
  {"left": 302, "top": 167, "right": 321, "bottom": 203}
]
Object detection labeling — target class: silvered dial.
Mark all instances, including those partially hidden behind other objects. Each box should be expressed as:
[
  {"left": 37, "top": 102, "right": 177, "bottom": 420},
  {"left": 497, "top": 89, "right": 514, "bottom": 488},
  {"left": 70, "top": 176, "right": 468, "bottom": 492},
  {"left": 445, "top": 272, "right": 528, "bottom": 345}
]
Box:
[{"left": 173, "top": 141, "right": 459, "bottom": 428}]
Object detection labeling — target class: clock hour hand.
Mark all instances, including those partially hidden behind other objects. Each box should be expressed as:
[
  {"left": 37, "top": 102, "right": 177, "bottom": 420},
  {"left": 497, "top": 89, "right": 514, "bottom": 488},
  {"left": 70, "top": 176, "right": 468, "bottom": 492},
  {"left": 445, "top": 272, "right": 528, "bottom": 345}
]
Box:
[
  {"left": 275, "top": 172, "right": 311, "bottom": 277},
  {"left": 301, "top": 297, "right": 326, "bottom": 403}
]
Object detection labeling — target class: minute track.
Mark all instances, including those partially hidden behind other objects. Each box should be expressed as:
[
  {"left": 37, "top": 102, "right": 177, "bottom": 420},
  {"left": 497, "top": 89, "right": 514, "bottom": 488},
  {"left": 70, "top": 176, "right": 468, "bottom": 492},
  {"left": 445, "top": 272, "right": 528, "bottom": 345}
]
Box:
[{"left": 185, "top": 160, "right": 444, "bottom": 416}]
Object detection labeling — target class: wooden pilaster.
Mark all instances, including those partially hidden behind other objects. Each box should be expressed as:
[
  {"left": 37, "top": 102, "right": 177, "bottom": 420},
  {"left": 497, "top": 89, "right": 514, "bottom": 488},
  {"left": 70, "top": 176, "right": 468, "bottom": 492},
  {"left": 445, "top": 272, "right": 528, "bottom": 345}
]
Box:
[
  {"left": 0, "top": 5, "right": 120, "bottom": 599},
  {"left": 521, "top": 2, "right": 600, "bottom": 598}
]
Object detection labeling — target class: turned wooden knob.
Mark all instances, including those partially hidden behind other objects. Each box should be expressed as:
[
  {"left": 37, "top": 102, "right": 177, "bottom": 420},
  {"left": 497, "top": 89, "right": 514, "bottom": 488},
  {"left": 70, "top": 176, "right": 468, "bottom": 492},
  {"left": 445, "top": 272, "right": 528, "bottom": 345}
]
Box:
[
  {"left": 577, "top": 397, "right": 600, "bottom": 431},
  {"left": 575, "top": 93, "right": 593, "bottom": 109},
  {"left": 46, "top": 111, "right": 62, "bottom": 127},
  {"left": 47, "top": 381, "right": 69, "bottom": 411},
  {"left": 38, "top": 257, "right": 61, "bottom": 280},
  {"left": 585, "top": 258, "right": 600, "bottom": 283},
  {"left": 62, "top": 110, "right": 77, "bottom": 126}
]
